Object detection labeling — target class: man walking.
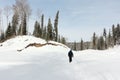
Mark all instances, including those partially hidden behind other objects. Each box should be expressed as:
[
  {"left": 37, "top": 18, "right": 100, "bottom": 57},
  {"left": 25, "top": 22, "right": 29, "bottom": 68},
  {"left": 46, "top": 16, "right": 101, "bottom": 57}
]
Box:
[{"left": 68, "top": 49, "right": 74, "bottom": 63}]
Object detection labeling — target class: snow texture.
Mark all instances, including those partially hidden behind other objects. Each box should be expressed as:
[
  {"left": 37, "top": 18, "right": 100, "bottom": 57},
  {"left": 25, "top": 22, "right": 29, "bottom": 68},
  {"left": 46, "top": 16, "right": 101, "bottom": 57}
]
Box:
[{"left": 0, "top": 35, "right": 120, "bottom": 80}]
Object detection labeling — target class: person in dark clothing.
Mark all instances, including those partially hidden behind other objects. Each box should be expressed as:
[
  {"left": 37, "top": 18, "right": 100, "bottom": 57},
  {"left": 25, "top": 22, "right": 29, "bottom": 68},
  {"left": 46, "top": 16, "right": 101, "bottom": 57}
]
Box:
[{"left": 68, "top": 50, "right": 74, "bottom": 63}]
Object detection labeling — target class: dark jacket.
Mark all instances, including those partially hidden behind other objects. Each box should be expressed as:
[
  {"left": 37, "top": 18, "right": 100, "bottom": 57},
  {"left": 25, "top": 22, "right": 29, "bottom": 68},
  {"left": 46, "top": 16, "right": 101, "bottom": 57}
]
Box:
[{"left": 68, "top": 50, "right": 73, "bottom": 57}]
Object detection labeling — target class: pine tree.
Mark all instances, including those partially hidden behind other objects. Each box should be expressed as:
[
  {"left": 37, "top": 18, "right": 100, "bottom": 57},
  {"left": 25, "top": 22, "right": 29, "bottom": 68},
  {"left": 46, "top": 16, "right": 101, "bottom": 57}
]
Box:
[
  {"left": 112, "top": 24, "right": 116, "bottom": 45},
  {"left": 103, "top": 28, "right": 108, "bottom": 49},
  {"left": 0, "top": 31, "right": 5, "bottom": 42},
  {"left": 108, "top": 29, "right": 112, "bottom": 47},
  {"left": 42, "top": 26, "right": 47, "bottom": 40},
  {"left": 33, "top": 21, "right": 37, "bottom": 37},
  {"left": 54, "top": 11, "right": 59, "bottom": 41},
  {"left": 103, "top": 28, "right": 107, "bottom": 38},
  {"left": 39, "top": 23, "right": 42, "bottom": 37},
  {"left": 86, "top": 42, "right": 89, "bottom": 49},
  {"left": 80, "top": 39, "right": 84, "bottom": 50},
  {"left": 41, "top": 14, "right": 44, "bottom": 38},
  {"left": 92, "top": 32, "right": 97, "bottom": 49},
  {"left": 99, "top": 36, "right": 104, "bottom": 50},
  {"left": 73, "top": 41, "right": 77, "bottom": 50},
  {"left": 18, "top": 24, "right": 22, "bottom": 35},
  {"left": 58, "top": 35, "right": 61, "bottom": 43},
  {"left": 97, "top": 38, "right": 100, "bottom": 50},
  {"left": 61, "top": 36, "right": 66, "bottom": 44},
  {"left": 116, "top": 24, "right": 120, "bottom": 44},
  {"left": 104, "top": 40, "right": 107, "bottom": 49},
  {"left": 47, "top": 18, "right": 53, "bottom": 40},
  {"left": 22, "top": 14, "right": 27, "bottom": 35},
  {"left": 33, "top": 21, "right": 41, "bottom": 37},
  {"left": 5, "top": 23, "right": 12, "bottom": 39},
  {"left": 11, "top": 13, "right": 19, "bottom": 36}
]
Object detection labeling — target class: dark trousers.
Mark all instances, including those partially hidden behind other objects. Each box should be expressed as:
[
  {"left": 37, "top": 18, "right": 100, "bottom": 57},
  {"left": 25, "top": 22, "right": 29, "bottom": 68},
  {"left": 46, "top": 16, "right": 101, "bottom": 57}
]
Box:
[{"left": 69, "top": 57, "right": 72, "bottom": 63}]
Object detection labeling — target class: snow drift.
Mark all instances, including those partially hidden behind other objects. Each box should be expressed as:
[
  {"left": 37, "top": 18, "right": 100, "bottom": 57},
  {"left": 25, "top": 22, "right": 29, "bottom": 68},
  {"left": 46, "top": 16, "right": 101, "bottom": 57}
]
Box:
[{"left": 0, "top": 35, "right": 120, "bottom": 80}]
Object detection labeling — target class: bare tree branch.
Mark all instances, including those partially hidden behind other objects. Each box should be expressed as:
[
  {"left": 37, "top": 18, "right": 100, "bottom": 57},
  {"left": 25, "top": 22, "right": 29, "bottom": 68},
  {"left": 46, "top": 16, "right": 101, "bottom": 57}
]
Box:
[
  {"left": 0, "top": 8, "right": 2, "bottom": 34},
  {"left": 4, "top": 5, "right": 12, "bottom": 26}
]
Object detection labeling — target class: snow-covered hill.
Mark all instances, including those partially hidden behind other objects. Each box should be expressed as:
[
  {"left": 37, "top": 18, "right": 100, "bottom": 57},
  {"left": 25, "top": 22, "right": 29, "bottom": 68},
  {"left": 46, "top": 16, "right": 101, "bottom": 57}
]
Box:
[{"left": 0, "top": 35, "right": 120, "bottom": 80}]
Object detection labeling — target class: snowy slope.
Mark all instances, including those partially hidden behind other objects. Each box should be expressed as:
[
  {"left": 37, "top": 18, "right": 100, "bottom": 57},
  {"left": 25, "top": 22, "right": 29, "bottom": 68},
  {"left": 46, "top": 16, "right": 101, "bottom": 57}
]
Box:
[{"left": 0, "top": 36, "right": 120, "bottom": 80}]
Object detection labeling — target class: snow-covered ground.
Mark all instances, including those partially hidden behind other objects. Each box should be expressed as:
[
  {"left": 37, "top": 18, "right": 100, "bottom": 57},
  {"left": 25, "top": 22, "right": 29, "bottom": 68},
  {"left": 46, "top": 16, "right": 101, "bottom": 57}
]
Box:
[{"left": 0, "top": 35, "right": 120, "bottom": 80}]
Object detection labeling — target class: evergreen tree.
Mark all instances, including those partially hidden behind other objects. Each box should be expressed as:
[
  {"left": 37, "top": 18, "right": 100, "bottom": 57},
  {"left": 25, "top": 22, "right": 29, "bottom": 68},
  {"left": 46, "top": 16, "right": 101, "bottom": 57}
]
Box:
[
  {"left": 0, "top": 31, "right": 5, "bottom": 42},
  {"left": 112, "top": 24, "right": 116, "bottom": 45},
  {"left": 86, "top": 42, "right": 89, "bottom": 49},
  {"left": 116, "top": 24, "right": 120, "bottom": 43},
  {"left": 97, "top": 38, "right": 100, "bottom": 50},
  {"left": 42, "top": 26, "right": 47, "bottom": 40},
  {"left": 99, "top": 36, "right": 104, "bottom": 50},
  {"left": 103, "top": 28, "right": 108, "bottom": 49},
  {"left": 58, "top": 35, "right": 61, "bottom": 43},
  {"left": 73, "top": 41, "right": 77, "bottom": 50},
  {"left": 54, "top": 11, "right": 59, "bottom": 41},
  {"left": 33, "top": 21, "right": 41, "bottom": 37},
  {"left": 92, "top": 32, "right": 97, "bottom": 49},
  {"left": 18, "top": 24, "right": 22, "bottom": 35},
  {"left": 104, "top": 40, "right": 107, "bottom": 49},
  {"left": 47, "top": 18, "right": 53, "bottom": 40},
  {"left": 22, "top": 14, "right": 27, "bottom": 35},
  {"left": 108, "top": 29, "right": 112, "bottom": 47},
  {"left": 39, "top": 23, "right": 42, "bottom": 37},
  {"left": 80, "top": 39, "right": 84, "bottom": 50},
  {"left": 41, "top": 14, "right": 44, "bottom": 38},
  {"left": 33, "top": 21, "right": 37, "bottom": 37},
  {"left": 61, "top": 36, "right": 66, "bottom": 44},
  {"left": 5, "top": 23, "right": 12, "bottom": 39},
  {"left": 11, "top": 12, "right": 19, "bottom": 36},
  {"left": 103, "top": 28, "right": 107, "bottom": 38}
]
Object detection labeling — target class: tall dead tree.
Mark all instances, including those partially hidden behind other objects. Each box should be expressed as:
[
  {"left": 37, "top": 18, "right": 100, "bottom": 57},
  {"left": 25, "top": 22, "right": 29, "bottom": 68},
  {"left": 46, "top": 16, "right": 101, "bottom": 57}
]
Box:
[
  {"left": 12, "top": 5, "right": 19, "bottom": 35},
  {"left": 4, "top": 5, "right": 12, "bottom": 26},
  {"left": 0, "top": 8, "right": 2, "bottom": 35},
  {"left": 14, "top": 0, "right": 31, "bottom": 35}
]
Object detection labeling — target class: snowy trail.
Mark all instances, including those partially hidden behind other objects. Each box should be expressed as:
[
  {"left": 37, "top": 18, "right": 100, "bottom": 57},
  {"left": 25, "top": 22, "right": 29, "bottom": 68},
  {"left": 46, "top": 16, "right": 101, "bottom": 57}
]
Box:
[
  {"left": 0, "top": 36, "right": 120, "bottom": 80},
  {"left": 0, "top": 48, "right": 120, "bottom": 80}
]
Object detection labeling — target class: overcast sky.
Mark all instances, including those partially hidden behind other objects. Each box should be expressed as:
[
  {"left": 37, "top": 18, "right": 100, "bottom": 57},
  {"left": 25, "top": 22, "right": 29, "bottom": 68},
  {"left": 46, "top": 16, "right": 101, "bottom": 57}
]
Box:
[{"left": 1, "top": 0, "right": 120, "bottom": 42}]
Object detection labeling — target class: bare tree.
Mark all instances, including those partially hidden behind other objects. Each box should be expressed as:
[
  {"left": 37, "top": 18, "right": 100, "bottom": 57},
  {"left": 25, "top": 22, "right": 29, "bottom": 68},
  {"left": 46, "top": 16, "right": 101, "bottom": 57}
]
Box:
[
  {"left": 14, "top": 0, "right": 31, "bottom": 21},
  {"left": 14, "top": 0, "right": 32, "bottom": 35},
  {"left": 4, "top": 5, "right": 12, "bottom": 26},
  {"left": 36, "top": 8, "right": 42, "bottom": 20},
  {"left": 12, "top": 5, "right": 19, "bottom": 35},
  {"left": 0, "top": 8, "right": 3, "bottom": 35}
]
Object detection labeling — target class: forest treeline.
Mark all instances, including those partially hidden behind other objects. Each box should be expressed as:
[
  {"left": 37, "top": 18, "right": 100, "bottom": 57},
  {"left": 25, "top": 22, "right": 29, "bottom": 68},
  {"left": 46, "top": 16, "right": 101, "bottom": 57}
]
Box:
[
  {"left": 0, "top": 0, "right": 66, "bottom": 44},
  {"left": 70, "top": 24, "right": 120, "bottom": 50}
]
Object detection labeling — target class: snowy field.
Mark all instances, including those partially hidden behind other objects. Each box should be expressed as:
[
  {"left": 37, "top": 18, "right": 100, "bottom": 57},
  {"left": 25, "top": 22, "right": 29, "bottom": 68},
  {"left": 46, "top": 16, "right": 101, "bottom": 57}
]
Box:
[{"left": 0, "top": 36, "right": 120, "bottom": 80}]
